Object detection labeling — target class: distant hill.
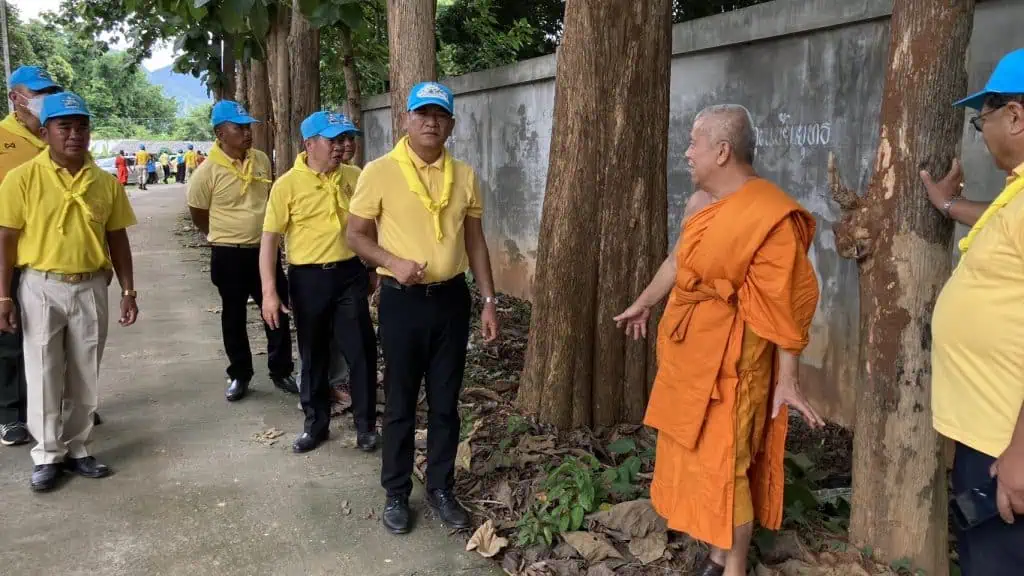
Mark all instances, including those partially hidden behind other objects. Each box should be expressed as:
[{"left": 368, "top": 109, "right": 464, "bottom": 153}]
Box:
[{"left": 147, "top": 65, "right": 212, "bottom": 116}]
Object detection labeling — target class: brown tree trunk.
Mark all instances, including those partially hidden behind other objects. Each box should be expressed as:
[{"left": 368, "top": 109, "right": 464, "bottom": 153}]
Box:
[
  {"left": 221, "top": 36, "right": 237, "bottom": 101},
  {"left": 235, "top": 58, "right": 249, "bottom": 106},
  {"left": 268, "top": 7, "right": 293, "bottom": 175},
  {"left": 339, "top": 25, "right": 364, "bottom": 166},
  {"left": 386, "top": 0, "right": 436, "bottom": 144},
  {"left": 516, "top": 0, "right": 671, "bottom": 429},
  {"left": 829, "top": 1, "right": 975, "bottom": 574},
  {"left": 289, "top": 0, "right": 321, "bottom": 155},
  {"left": 248, "top": 58, "right": 273, "bottom": 160}
]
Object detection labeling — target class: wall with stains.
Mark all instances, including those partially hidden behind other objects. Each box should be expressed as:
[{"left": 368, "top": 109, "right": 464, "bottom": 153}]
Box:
[{"left": 362, "top": 0, "right": 1023, "bottom": 426}]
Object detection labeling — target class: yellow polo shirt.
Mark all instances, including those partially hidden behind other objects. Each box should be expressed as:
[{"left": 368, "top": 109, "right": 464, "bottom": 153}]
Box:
[
  {"left": 186, "top": 148, "right": 273, "bottom": 245},
  {"left": 932, "top": 162, "right": 1024, "bottom": 458},
  {"left": 185, "top": 150, "right": 198, "bottom": 169},
  {"left": 135, "top": 150, "right": 150, "bottom": 166},
  {"left": 0, "top": 114, "right": 46, "bottom": 182},
  {"left": 349, "top": 143, "right": 483, "bottom": 283},
  {"left": 0, "top": 151, "right": 137, "bottom": 274},
  {"left": 264, "top": 153, "right": 361, "bottom": 265}
]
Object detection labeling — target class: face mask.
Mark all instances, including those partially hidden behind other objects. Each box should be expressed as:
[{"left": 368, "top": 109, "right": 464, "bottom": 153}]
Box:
[{"left": 16, "top": 94, "right": 44, "bottom": 119}]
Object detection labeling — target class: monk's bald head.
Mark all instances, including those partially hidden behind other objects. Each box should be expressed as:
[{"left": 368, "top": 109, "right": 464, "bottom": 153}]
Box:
[{"left": 693, "top": 104, "right": 756, "bottom": 165}]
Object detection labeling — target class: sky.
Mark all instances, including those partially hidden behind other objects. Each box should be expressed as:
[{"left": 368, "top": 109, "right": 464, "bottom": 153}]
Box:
[{"left": 8, "top": 0, "right": 177, "bottom": 71}]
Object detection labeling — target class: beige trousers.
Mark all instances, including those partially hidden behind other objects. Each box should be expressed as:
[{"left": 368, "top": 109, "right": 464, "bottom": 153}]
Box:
[{"left": 19, "top": 270, "right": 109, "bottom": 465}]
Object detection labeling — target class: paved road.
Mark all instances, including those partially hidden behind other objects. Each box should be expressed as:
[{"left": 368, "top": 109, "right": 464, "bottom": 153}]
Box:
[{"left": 0, "top": 184, "right": 500, "bottom": 576}]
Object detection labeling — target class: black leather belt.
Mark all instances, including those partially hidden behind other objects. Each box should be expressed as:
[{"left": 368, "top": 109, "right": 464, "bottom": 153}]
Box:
[{"left": 380, "top": 273, "right": 464, "bottom": 296}]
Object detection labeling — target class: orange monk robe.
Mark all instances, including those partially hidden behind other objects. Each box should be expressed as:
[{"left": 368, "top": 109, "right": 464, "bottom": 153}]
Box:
[{"left": 645, "top": 178, "right": 819, "bottom": 550}]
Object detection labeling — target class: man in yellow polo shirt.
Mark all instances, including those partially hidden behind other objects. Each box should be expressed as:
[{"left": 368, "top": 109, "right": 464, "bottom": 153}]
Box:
[
  {"left": 134, "top": 144, "right": 150, "bottom": 190},
  {"left": 0, "top": 92, "right": 138, "bottom": 492},
  {"left": 348, "top": 81, "right": 500, "bottom": 534},
  {"left": 184, "top": 144, "right": 198, "bottom": 183},
  {"left": 187, "top": 100, "right": 296, "bottom": 402},
  {"left": 929, "top": 49, "right": 1024, "bottom": 575},
  {"left": 260, "top": 111, "right": 377, "bottom": 454},
  {"left": 0, "top": 66, "right": 63, "bottom": 448}
]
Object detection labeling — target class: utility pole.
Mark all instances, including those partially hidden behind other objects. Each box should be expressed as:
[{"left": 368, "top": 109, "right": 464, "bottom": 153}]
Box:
[{"left": 1, "top": 0, "right": 11, "bottom": 113}]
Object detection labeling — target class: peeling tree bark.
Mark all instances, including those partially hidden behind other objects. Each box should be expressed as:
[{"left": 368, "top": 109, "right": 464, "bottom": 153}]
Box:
[
  {"left": 339, "top": 25, "right": 364, "bottom": 166},
  {"left": 235, "top": 58, "right": 249, "bottom": 107},
  {"left": 289, "top": 0, "right": 321, "bottom": 153},
  {"left": 221, "top": 35, "right": 237, "bottom": 102},
  {"left": 386, "top": 0, "right": 436, "bottom": 144},
  {"left": 516, "top": 0, "right": 670, "bottom": 429},
  {"left": 830, "top": 1, "right": 975, "bottom": 573},
  {"left": 248, "top": 57, "right": 273, "bottom": 160},
  {"left": 268, "top": 7, "right": 292, "bottom": 174}
]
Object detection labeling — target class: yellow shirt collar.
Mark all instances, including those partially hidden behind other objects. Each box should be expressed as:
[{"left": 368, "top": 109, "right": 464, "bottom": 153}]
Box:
[
  {"left": 405, "top": 140, "right": 444, "bottom": 170},
  {"left": 1010, "top": 162, "right": 1024, "bottom": 183}
]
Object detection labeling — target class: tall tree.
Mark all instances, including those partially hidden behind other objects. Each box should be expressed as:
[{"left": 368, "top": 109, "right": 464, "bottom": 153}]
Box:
[
  {"left": 828, "top": 1, "right": 975, "bottom": 574},
  {"left": 517, "top": 0, "right": 671, "bottom": 428},
  {"left": 288, "top": 0, "right": 321, "bottom": 149},
  {"left": 386, "top": 0, "right": 436, "bottom": 143},
  {"left": 248, "top": 58, "right": 273, "bottom": 158},
  {"left": 268, "top": 5, "right": 293, "bottom": 172},
  {"left": 338, "top": 25, "right": 364, "bottom": 165},
  {"left": 235, "top": 57, "right": 250, "bottom": 105}
]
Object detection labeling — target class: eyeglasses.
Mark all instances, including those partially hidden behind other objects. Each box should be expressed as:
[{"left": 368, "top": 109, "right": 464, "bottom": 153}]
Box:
[{"left": 971, "top": 103, "right": 1008, "bottom": 132}]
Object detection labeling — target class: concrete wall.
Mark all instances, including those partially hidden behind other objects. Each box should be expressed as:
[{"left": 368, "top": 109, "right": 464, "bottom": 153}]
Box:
[{"left": 362, "top": 0, "right": 1023, "bottom": 426}]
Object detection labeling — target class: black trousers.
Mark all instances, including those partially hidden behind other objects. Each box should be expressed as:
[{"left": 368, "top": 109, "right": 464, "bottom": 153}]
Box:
[
  {"left": 953, "top": 442, "right": 1024, "bottom": 576},
  {"left": 210, "top": 246, "right": 294, "bottom": 383},
  {"left": 379, "top": 275, "right": 470, "bottom": 497},
  {"left": 0, "top": 268, "right": 24, "bottom": 424},
  {"left": 290, "top": 258, "right": 377, "bottom": 439},
  {"left": 177, "top": 163, "right": 186, "bottom": 183}
]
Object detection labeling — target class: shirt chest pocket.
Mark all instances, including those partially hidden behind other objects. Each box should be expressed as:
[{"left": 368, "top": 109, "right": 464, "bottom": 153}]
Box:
[
  {"left": 293, "top": 194, "right": 338, "bottom": 226},
  {"left": 85, "top": 198, "right": 111, "bottom": 225}
]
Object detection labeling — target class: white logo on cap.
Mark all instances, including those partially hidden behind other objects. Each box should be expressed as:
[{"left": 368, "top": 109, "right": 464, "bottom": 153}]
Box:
[
  {"left": 327, "top": 113, "right": 341, "bottom": 124},
  {"left": 62, "top": 94, "right": 81, "bottom": 109},
  {"left": 236, "top": 104, "right": 248, "bottom": 115},
  {"left": 416, "top": 83, "right": 450, "bottom": 104}
]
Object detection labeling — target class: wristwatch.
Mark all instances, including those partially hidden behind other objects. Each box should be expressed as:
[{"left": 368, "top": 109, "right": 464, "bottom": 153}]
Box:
[
  {"left": 122, "top": 289, "right": 138, "bottom": 298},
  {"left": 942, "top": 196, "right": 958, "bottom": 216},
  {"left": 483, "top": 296, "right": 497, "bottom": 306}
]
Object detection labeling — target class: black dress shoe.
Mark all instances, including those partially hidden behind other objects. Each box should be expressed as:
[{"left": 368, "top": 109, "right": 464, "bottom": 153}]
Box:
[
  {"left": 696, "top": 557, "right": 725, "bottom": 576},
  {"left": 383, "top": 495, "right": 411, "bottom": 534},
  {"left": 225, "top": 379, "right": 250, "bottom": 402},
  {"left": 272, "top": 375, "right": 299, "bottom": 394},
  {"left": 30, "top": 464, "right": 60, "bottom": 492},
  {"left": 63, "top": 456, "right": 112, "bottom": 479},
  {"left": 292, "top": 431, "right": 328, "bottom": 453},
  {"left": 426, "top": 489, "right": 471, "bottom": 529},
  {"left": 356, "top": 432, "right": 379, "bottom": 452}
]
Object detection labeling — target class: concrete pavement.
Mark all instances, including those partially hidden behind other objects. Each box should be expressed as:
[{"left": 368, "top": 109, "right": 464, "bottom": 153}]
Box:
[{"left": 0, "top": 184, "right": 501, "bottom": 576}]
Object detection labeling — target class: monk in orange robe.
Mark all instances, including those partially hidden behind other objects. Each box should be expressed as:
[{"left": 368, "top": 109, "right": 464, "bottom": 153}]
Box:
[{"left": 615, "top": 104, "right": 824, "bottom": 576}]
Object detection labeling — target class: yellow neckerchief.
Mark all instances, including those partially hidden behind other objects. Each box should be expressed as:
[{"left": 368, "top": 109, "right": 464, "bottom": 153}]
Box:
[
  {"left": 293, "top": 152, "right": 351, "bottom": 218},
  {"left": 207, "top": 142, "right": 271, "bottom": 196},
  {"left": 0, "top": 113, "right": 45, "bottom": 150},
  {"left": 41, "top": 150, "right": 99, "bottom": 233},
  {"left": 959, "top": 166, "right": 1024, "bottom": 255},
  {"left": 387, "top": 135, "right": 454, "bottom": 242}
]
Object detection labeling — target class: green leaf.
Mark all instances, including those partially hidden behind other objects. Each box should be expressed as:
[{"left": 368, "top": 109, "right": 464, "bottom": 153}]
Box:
[
  {"left": 607, "top": 438, "right": 636, "bottom": 456},
  {"left": 542, "top": 527, "right": 553, "bottom": 546},
  {"left": 337, "top": 2, "right": 364, "bottom": 30},
  {"left": 194, "top": 0, "right": 214, "bottom": 7},
  {"left": 571, "top": 506, "right": 585, "bottom": 531},
  {"left": 558, "top": 513, "right": 570, "bottom": 533},
  {"left": 248, "top": 2, "right": 270, "bottom": 39}
]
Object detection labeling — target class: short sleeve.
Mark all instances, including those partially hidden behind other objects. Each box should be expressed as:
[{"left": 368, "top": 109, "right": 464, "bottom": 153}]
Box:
[
  {"left": 263, "top": 179, "right": 291, "bottom": 234},
  {"left": 187, "top": 165, "right": 212, "bottom": 210},
  {"left": 349, "top": 164, "right": 383, "bottom": 220},
  {"left": 106, "top": 182, "right": 138, "bottom": 231},
  {"left": 466, "top": 169, "right": 483, "bottom": 219},
  {"left": 0, "top": 169, "right": 26, "bottom": 230}
]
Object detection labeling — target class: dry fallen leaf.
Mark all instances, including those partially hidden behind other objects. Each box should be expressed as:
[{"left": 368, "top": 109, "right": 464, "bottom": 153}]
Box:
[
  {"left": 465, "top": 519, "right": 509, "bottom": 558},
  {"left": 628, "top": 530, "right": 667, "bottom": 564},
  {"left": 561, "top": 532, "right": 623, "bottom": 564},
  {"left": 415, "top": 429, "right": 428, "bottom": 451},
  {"left": 455, "top": 438, "right": 473, "bottom": 473},
  {"left": 588, "top": 499, "right": 666, "bottom": 539},
  {"left": 585, "top": 563, "right": 617, "bottom": 576},
  {"left": 494, "top": 479, "right": 515, "bottom": 510},
  {"left": 524, "top": 559, "right": 583, "bottom": 576}
]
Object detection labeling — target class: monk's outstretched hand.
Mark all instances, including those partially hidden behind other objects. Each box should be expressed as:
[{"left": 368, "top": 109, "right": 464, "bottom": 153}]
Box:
[
  {"left": 613, "top": 302, "right": 651, "bottom": 340},
  {"left": 772, "top": 376, "right": 825, "bottom": 428}
]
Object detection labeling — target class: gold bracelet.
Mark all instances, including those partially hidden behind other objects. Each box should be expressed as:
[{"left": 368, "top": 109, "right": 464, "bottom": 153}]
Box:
[
  {"left": 122, "top": 290, "right": 137, "bottom": 298},
  {"left": 0, "top": 296, "right": 12, "bottom": 303}
]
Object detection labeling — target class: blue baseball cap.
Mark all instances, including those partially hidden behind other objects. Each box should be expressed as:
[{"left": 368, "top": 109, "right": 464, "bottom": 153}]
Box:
[
  {"left": 211, "top": 100, "right": 258, "bottom": 127},
  {"left": 407, "top": 82, "right": 454, "bottom": 114},
  {"left": 187, "top": 144, "right": 194, "bottom": 149},
  {"left": 301, "top": 111, "right": 361, "bottom": 140},
  {"left": 39, "top": 92, "right": 91, "bottom": 125},
  {"left": 955, "top": 48, "right": 1024, "bottom": 110},
  {"left": 8, "top": 66, "right": 61, "bottom": 92}
]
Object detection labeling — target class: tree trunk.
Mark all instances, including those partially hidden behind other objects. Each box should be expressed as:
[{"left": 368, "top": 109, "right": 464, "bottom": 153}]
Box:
[
  {"left": 386, "top": 0, "right": 436, "bottom": 144},
  {"left": 235, "top": 58, "right": 249, "bottom": 107},
  {"left": 829, "top": 1, "right": 975, "bottom": 573},
  {"left": 268, "top": 7, "right": 293, "bottom": 175},
  {"left": 248, "top": 57, "right": 273, "bottom": 160},
  {"left": 516, "top": 0, "right": 671, "bottom": 429},
  {"left": 221, "top": 36, "right": 237, "bottom": 101},
  {"left": 289, "top": 0, "right": 321, "bottom": 154},
  {"left": 339, "top": 25, "right": 364, "bottom": 166}
]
